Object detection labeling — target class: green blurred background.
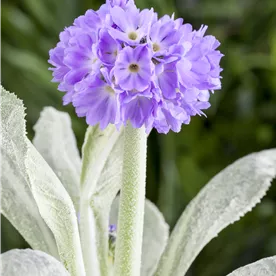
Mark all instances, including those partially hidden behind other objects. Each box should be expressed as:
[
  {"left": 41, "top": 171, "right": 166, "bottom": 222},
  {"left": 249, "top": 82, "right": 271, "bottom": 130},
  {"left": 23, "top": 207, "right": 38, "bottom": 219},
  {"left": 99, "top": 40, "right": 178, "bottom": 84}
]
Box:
[{"left": 1, "top": 0, "right": 276, "bottom": 275}]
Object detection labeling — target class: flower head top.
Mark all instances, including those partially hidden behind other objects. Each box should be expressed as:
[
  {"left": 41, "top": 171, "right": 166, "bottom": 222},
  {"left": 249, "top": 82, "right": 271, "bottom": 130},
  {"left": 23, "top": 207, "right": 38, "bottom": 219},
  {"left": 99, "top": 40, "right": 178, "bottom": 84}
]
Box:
[{"left": 49, "top": 0, "right": 223, "bottom": 133}]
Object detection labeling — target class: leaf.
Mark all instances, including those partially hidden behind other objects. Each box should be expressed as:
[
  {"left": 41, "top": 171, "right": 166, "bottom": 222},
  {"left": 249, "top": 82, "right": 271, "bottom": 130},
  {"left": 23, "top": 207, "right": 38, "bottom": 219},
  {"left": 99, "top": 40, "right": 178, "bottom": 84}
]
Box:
[
  {"left": 1, "top": 249, "right": 70, "bottom": 276},
  {"left": 0, "top": 86, "right": 59, "bottom": 258},
  {"left": 33, "top": 107, "right": 81, "bottom": 211},
  {"left": 79, "top": 125, "right": 124, "bottom": 276},
  {"left": 226, "top": 256, "right": 276, "bottom": 276},
  {"left": 0, "top": 86, "right": 85, "bottom": 276},
  {"left": 155, "top": 149, "right": 276, "bottom": 276},
  {"left": 110, "top": 197, "right": 169, "bottom": 276},
  {"left": 25, "top": 141, "right": 86, "bottom": 276}
]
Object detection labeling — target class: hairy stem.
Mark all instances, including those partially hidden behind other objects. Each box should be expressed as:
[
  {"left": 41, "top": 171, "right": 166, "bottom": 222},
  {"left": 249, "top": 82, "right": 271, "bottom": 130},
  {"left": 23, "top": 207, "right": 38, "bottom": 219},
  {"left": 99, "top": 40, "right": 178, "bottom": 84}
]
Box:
[{"left": 114, "top": 124, "right": 147, "bottom": 276}]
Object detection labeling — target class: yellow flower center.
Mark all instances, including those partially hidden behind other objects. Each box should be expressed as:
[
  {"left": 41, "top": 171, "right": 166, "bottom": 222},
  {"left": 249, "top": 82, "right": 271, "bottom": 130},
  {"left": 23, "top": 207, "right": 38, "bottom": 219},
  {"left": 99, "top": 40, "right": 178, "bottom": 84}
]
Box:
[
  {"left": 153, "top": 43, "right": 160, "bottom": 52},
  {"left": 105, "top": 85, "right": 115, "bottom": 94},
  {"left": 128, "top": 63, "right": 140, "bottom": 73},
  {"left": 128, "top": 32, "right": 138, "bottom": 40}
]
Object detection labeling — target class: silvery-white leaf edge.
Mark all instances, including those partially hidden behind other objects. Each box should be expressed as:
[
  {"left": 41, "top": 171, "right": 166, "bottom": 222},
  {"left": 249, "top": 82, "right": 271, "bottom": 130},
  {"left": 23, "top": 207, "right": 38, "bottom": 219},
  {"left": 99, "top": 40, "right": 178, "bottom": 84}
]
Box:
[
  {"left": 1, "top": 249, "right": 69, "bottom": 276},
  {"left": 0, "top": 86, "right": 59, "bottom": 258},
  {"left": 226, "top": 256, "right": 276, "bottom": 276},
  {"left": 33, "top": 107, "right": 81, "bottom": 211},
  {"left": 155, "top": 149, "right": 276, "bottom": 276}
]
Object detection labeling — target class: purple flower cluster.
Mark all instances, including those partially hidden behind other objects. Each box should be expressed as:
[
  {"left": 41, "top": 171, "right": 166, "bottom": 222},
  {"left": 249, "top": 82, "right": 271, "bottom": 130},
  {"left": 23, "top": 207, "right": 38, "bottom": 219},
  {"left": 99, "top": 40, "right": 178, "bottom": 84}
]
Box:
[{"left": 49, "top": 0, "right": 223, "bottom": 133}]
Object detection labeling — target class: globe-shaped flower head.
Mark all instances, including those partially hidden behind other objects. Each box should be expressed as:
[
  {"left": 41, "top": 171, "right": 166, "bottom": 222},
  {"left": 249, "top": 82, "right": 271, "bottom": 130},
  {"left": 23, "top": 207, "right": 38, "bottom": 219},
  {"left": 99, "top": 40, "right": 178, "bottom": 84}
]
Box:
[{"left": 49, "top": 0, "right": 223, "bottom": 133}]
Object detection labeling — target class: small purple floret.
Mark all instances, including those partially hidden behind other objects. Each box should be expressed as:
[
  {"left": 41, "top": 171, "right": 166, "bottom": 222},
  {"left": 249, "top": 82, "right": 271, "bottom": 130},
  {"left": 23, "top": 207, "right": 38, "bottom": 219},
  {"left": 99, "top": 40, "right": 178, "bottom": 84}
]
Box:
[
  {"left": 109, "top": 224, "right": 117, "bottom": 233},
  {"left": 49, "top": 0, "right": 223, "bottom": 133},
  {"left": 114, "top": 45, "right": 153, "bottom": 92}
]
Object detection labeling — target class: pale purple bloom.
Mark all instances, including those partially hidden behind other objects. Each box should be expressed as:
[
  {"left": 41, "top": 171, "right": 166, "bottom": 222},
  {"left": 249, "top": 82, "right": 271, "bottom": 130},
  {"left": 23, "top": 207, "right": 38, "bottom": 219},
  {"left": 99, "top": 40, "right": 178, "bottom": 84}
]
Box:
[
  {"left": 155, "top": 62, "right": 179, "bottom": 99},
  {"left": 109, "top": 6, "right": 154, "bottom": 45},
  {"left": 49, "top": 0, "right": 223, "bottom": 133},
  {"left": 120, "top": 91, "right": 155, "bottom": 128},
  {"left": 73, "top": 69, "right": 120, "bottom": 130},
  {"left": 114, "top": 45, "right": 153, "bottom": 91},
  {"left": 98, "top": 29, "right": 119, "bottom": 66},
  {"left": 150, "top": 17, "right": 182, "bottom": 56}
]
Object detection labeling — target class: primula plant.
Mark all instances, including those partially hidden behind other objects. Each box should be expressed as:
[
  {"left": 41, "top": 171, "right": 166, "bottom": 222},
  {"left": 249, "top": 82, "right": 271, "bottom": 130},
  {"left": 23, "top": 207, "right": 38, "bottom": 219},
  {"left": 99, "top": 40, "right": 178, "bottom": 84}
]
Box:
[{"left": 1, "top": 0, "right": 276, "bottom": 276}]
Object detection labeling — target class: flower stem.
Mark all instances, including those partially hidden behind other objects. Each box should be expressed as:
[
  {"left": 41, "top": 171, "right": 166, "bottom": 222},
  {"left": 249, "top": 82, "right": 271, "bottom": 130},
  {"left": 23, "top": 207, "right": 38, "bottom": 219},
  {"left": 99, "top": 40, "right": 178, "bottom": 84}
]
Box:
[
  {"left": 114, "top": 124, "right": 147, "bottom": 276},
  {"left": 79, "top": 199, "right": 100, "bottom": 276}
]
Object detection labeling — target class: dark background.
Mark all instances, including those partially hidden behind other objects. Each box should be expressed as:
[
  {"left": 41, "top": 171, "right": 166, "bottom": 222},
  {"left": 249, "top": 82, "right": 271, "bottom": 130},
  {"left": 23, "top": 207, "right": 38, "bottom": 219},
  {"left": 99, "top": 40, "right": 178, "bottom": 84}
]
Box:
[{"left": 1, "top": 0, "right": 276, "bottom": 275}]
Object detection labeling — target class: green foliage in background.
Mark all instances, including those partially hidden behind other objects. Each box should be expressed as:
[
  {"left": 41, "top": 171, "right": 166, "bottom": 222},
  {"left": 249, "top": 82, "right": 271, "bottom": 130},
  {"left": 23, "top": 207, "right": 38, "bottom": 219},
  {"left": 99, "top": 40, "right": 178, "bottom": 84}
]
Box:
[{"left": 1, "top": 0, "right": 276, "bottom": 275}]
